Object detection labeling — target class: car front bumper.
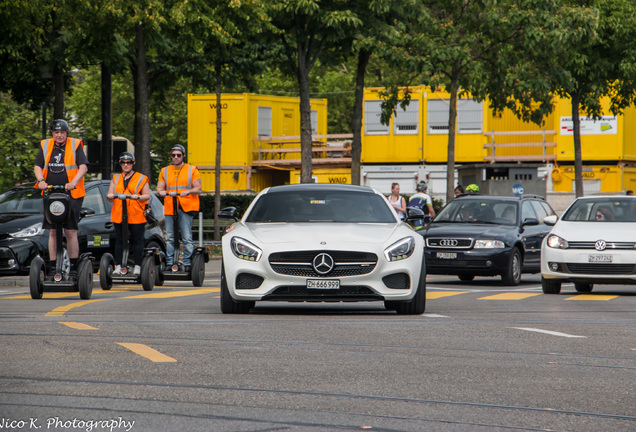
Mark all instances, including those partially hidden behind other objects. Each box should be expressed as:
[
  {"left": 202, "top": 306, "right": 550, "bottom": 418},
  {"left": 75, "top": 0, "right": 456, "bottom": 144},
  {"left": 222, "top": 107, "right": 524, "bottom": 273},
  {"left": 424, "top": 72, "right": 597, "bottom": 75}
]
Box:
[
  {"left": 541, "top": 247, "right": 636, "bottom": 284},
  {"left": 424, "top": 248, "right": 512, "bottom": 276},
  {"left": 0, "top": 239, "right": 40, "bottom": 275}
]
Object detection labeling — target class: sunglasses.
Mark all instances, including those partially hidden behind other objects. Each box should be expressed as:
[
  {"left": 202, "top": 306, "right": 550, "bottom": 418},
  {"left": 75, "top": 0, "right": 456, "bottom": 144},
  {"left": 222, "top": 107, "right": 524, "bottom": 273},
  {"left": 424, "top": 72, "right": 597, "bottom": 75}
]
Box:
[
  {"left": 171, "top": 153, "right": 183, "bottom": 158},
  {"left": 595, "top": 214, "right": 604, "bottom": 219},
  {"left": 120, "top": 161, "right": 133, "bottom": 165}
]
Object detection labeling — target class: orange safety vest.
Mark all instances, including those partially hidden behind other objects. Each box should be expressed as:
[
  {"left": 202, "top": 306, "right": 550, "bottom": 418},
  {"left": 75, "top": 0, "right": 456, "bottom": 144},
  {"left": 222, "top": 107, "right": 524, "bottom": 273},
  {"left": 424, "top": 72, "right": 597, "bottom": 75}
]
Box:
[
  {"left": 110, "top": 172, "right": 148, "bottom": 224},
  {"left": 38, "top": 138, "right": 86, "bottom": 198},
  {"left": 160, "top": 164, "right": 200, "bottom": 215}
]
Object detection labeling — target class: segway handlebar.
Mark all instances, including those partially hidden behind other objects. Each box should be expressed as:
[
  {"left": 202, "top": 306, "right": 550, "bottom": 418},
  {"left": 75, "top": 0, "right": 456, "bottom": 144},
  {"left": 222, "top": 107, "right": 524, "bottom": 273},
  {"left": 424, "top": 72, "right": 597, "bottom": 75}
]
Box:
[
  {"left": 167, "top": 191, "right": 179, "bottom": 197},
  {"left": 115, "top": 193, "right": 140, "bottom": 200}
]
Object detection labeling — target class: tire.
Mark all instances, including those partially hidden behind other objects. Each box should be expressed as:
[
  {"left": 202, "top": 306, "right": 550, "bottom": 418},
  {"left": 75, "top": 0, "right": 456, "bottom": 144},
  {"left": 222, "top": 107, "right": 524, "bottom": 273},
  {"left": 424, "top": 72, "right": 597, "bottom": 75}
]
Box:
[
  {"left": 99, "top": 253, "right": 114, "bottom": 291},
  {"left": 458, "top": 274, "right": 475, "bottom": 282},
  {"left": 395, "top": 258, "right": 426, "bottom": 315},
  {"left": 501, "top": 248, "right": 522, "bottom": 286},
  {"left": 574, "top": 282, "right": 593, "bottom": 293},
  {"left": 141, "top": 255, "right": 155, "bottom": 291},
  {"left": 147, "top": 242, "right": 165, "bottom": 287},
  {"left": 220, "top": 263, "right": 253, "bottom": 314},
  {"left": 191, "top": 253, "right": 205, "bottom": 287},
  {"left": 542, "top": 277, "right": 562, "bottom": 294},
  {"left": 29, "top": 257, "right": 45, "bottom": 300},
  {"left": 78, "top": 260, "right": 93, "bottom": 300}
]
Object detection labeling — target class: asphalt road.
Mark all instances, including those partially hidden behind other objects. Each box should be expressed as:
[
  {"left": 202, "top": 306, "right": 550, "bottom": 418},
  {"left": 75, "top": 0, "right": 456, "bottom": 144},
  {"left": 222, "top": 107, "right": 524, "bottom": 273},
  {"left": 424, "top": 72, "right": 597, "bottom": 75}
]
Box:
[{"left": 0, "top": 267, "right": 635, "bottom": 432}]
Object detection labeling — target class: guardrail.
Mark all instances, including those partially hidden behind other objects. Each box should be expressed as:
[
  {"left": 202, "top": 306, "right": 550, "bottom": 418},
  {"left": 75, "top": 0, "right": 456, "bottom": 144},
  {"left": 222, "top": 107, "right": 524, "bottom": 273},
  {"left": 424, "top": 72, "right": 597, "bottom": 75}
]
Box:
[{"left": 483, "top": 130, "right": 557, "bottom": 163}]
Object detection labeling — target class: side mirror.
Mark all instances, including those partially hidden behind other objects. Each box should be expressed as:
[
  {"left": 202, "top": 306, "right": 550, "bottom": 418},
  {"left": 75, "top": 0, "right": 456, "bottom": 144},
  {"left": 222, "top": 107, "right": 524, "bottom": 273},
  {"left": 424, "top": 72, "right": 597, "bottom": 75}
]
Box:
[
  {"left": 79, "top": 207, "right": 95, "bottom": 219},
  {"left": 522, "top": 217, "right": 539, "bottom": 226},
  {"left": 218, "top": 206, "right": 239, "bottom": 222},
  {"left": 543, "top": 215, "right": 558, "bottom": 226},
  {"left": 405, "top": 207, "right": 425, "bottom": 220}
]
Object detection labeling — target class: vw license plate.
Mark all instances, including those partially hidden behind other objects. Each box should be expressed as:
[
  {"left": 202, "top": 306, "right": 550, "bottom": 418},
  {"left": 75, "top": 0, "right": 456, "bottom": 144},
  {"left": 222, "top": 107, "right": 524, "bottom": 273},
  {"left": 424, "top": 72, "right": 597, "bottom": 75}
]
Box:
[
  {"left": 589, "top": 255, "right": 612, "bottom": 263},
  {"left": 436, "top": 252, "right": 457, "bottom": 259},
  {"left": 307, "top": 279, "right": 340, "bottom": 289}
]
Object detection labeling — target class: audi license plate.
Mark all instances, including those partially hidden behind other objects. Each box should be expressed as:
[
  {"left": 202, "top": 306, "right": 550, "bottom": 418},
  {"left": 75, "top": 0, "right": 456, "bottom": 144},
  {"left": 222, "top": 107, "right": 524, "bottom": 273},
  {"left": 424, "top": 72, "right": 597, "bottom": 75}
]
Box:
[
  {"left": 307, "top": 279, "right": 340, "bottom": 289},
  {"left": 436, "top": 252, "right": 457, "bottom": 259},
  {"left": 589, "top": 255, "right": 612, "bottom": 263}
]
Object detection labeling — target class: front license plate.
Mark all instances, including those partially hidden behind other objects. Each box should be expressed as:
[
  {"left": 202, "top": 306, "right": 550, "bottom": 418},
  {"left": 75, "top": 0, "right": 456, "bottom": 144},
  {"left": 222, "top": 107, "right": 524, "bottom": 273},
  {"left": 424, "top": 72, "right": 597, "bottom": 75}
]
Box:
[
  {"left": 589, "top": 255, "right": 612, "bottom": 263},
  {"left": 307, "top": 279, "right": 340, "bottom": 289},
  {"left": 437, "top": 252, "right": 457, "bottom": 259}
]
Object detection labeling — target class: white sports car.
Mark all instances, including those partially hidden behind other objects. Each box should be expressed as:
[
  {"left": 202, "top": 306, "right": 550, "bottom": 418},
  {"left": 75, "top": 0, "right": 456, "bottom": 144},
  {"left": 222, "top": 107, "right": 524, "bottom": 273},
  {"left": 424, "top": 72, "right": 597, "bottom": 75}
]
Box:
[
  {"left": 541, "top": 195, "right": 636, "bottom": 294},
  {"left": 219, "top": 184, "right": 426, "bottom": 314}
]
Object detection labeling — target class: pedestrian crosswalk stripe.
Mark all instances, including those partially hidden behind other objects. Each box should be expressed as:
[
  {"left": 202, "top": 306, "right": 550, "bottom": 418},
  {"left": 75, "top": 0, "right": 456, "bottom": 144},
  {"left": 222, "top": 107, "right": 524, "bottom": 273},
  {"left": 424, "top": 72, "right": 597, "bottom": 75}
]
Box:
[
  {"left": 478, "top": 293, "right": 543, "bottom": 300},
  {"left": 125, "top": 288, "right": 219, "bottom": 299},
  {"left": 427, "top": 291, "right": 468, "bottom": 299},
  {"left": 566, "top": 294, "right": 619, "bottom": 301}
]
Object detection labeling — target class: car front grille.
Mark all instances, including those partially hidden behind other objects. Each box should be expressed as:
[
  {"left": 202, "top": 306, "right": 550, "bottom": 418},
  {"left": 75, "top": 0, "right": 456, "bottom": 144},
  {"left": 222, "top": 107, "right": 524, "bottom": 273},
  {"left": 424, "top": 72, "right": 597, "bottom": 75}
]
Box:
[
  {"left": 566, "top": 241, "right": 635, "bottom": 250},
  {"left": 269, "top": 250, "right": 377, "bottom": 278},
  {"left": 426, "top": 238, "right": 473, "bottom": 249},
  {"left": 563, "top": 263, "right": 636, "bottom": 275},
  {"left": 262, "top": 286, "right": 383, "bottom": 302}
]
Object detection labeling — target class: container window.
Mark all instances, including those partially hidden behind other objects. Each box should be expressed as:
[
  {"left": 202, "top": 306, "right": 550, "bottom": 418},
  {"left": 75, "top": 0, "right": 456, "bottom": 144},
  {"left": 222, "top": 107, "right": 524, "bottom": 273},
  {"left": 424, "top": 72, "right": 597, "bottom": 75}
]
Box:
[
  {"left": 257, "top": 106, "right": 272, "bottom": 137},
  {"left": 394, "top": 100, "right": 419, "bottom": 135},
  {"left": 364, "top": 101, "right": 390, "bottom": 135}
]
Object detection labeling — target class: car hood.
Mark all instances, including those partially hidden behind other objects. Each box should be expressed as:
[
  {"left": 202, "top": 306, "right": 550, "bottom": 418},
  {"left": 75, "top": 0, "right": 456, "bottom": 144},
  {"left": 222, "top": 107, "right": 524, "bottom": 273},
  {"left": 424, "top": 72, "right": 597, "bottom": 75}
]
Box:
[
  {"left": 421, "top": 222, "right": 517, "bottom": 238},
  {"left": 0, "top": 213, "right": 42, "bottom": 235},
  {"left": 553, "top": 221, "right": 636, "bottom": 241},
  {"left": 244, "top": 222, "right": 402, "bottom": 245}
]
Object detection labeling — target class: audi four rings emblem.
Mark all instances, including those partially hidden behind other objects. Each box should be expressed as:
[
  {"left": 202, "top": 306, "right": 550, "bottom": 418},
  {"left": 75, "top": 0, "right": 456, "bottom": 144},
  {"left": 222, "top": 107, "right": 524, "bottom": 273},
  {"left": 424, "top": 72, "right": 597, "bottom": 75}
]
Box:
[
  {"left": 595, "top": 240, "right": 607, "bottom": 251},
  {"left": 439, "top": 239, "right": 459, "bottom": 247},
  {"left": 313, "top": 253, "right": 334, "bottom": 274}
]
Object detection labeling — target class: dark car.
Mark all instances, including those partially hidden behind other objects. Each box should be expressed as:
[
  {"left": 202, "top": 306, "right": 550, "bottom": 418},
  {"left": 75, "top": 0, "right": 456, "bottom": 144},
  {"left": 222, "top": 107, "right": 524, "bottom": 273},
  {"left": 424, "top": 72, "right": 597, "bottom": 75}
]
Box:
[
  {"left": 0, "top": 180, "right": 165, "bottom": 275},
  {"left": 418, "top": 194, "right": 556, "bottom": 285}
]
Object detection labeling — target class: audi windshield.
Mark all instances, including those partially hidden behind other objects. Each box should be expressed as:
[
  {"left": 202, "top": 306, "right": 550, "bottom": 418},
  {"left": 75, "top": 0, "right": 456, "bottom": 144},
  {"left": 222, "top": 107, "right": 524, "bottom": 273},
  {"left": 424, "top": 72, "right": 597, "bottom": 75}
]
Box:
[{"left": 435, "top": 199, "right": 518, "bottom": 225}]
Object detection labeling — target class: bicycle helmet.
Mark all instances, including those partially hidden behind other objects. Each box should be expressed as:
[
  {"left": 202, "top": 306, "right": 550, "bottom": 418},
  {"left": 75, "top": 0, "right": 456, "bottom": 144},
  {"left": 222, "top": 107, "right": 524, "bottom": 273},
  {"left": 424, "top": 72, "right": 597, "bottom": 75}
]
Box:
[
  {"left": 466, "top": 184, "right": 479, "bottom": 193},
  {"left": 170, "top": 144, "right": 186, "bottom": 156},
  {"left": 50, "top": 119, "right": 69, "bottom": 131},
  {"left": 416, "top": 182, "right": 428, "bottom": 192},
  {"left": 119, "top": 152, "right": 135, "bottom": 163}
]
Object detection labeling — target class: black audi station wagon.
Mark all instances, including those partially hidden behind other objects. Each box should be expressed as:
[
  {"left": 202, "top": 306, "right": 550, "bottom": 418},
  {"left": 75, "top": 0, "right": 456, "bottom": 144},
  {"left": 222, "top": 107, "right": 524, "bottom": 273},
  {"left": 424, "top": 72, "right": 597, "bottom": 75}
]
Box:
[{"left": 418, "top": 194, "right": 555, "bottom": 285}]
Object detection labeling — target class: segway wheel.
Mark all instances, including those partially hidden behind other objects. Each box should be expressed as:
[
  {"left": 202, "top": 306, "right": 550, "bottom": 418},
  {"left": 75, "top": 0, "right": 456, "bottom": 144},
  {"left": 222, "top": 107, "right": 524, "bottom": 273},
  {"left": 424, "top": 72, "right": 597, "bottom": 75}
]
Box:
[
  {"left": 78, "top": 261, "right": 93, "bottom": 300},
  {"left": 99, "top": 253, "right": 114, "bottom": 291},
  {"left": 141, "top": 255, "right": 155, "bottom": 291},
  {"left": 155, "top": 252, "right": 166, "bottom": 287},
  {"left": 191, "top": 253, "right": 205, "bottom": 287},
  {"left": 29, "top": 257, "right": 46, "bottom": 299}
]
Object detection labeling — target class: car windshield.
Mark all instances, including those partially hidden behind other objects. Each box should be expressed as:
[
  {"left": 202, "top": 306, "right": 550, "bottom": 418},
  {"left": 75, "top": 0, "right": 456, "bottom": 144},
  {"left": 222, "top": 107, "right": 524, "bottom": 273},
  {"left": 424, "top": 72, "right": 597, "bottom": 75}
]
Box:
[
  {"left": 0, "top": 187, "right": 42, "bottom": 213},
  {"left": 435, "top": 199, "right": 518, "bottom": 225},
  {"left": 562, "top": 198, "right": 636, "bottom": 222},
  {"left": 245, "top": 190, "right": 396, "bottom": 223}
]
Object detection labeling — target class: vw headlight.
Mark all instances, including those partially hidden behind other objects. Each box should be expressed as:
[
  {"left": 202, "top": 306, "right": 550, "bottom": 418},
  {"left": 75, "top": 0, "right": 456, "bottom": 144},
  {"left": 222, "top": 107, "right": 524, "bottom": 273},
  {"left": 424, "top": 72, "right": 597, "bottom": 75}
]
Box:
[
  {"left": 11, "top": 222, "right": 45, "bottom": 238},
  {"left": 474, "top": 239, "right": 505, "bottom": 249},
  {"left": 230, "top": 237, "right": 262, "bottom": 261},
  {"left": 384, "top": 237, "right": 415, "bottom": 262},
  {"left": 546, "top": 234, "right": 568, "bottom": 249}
]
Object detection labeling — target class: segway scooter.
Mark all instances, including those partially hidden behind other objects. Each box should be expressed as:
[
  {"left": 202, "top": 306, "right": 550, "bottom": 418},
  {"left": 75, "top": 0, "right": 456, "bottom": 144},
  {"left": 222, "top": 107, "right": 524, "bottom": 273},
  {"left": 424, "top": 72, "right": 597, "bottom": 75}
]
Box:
[
  {"left": 99, "top": 193, "right": 157, "bottom": 291},
  {"left": 29, "top": 185, "right": 94, "bottom": 299},
  {"left": 160, "top": 191, "right": 208, "bottom": 287}
]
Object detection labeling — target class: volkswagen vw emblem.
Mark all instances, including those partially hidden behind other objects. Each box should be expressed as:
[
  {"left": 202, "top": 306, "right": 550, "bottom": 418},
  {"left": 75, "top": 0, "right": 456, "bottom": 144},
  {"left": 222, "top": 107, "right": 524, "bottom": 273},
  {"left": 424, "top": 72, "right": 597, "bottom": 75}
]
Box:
[
  {"left": 595, "top": 240, "right": 607, "bottom": 251},
  {"left": 313, "top": 253, "right": 334, "bottom": 275},
  {"left": 439, "top": 239, "right": 459, "bottom": 247}
]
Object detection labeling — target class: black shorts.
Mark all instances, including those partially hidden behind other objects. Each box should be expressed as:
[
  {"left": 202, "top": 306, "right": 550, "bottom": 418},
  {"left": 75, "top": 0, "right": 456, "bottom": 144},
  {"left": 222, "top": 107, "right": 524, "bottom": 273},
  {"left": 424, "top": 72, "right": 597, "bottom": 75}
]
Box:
[{"left": 42, "top": 196, "right": 84, "bottom": 230}]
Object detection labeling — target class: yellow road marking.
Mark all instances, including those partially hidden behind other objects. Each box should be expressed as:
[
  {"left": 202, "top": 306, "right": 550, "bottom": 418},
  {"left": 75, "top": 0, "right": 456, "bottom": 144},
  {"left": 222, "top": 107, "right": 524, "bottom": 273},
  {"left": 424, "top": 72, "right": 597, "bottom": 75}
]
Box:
[
  {"left": 126, "top": 288, "right": 219, "bottom": 299},
  {"left": 566, "top": 294, "right": 618, "bottom": 301},
  {"left": 117, "top": 343, "right": 177, "bottom": 362},
  {"left": 478, "top": 293, "right": 543, "bottom": 300},
  {"left": 60, "top": 322, "right": 98, "bottom": 330},
  {"left": 427, "top": 291, "right": 468, "bottom": 299},
  {"left": 45, "top": 299, "right": 108, "bottom": 316},
  {"left": 6, "top": 293, "right": 84, "bottom": 300}
]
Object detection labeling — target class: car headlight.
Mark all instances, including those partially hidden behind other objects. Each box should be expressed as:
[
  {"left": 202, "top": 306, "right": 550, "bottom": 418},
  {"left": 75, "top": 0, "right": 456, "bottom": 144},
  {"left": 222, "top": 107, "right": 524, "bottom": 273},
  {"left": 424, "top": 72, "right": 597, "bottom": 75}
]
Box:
[
  {"left": 11, "top": 222, "right": 45, "bottom": 238},
  {"left": 546, "top": 234, "right": 568, "bottom": 249},
  {"left": 384, "top": 237, "right": 415, "bottom": 262},
  {"left": 474, "top": 239, "right": 505, "bottom": 249},
  {"left": 230, "top": 237, "right": 262, "bottom": 262}
]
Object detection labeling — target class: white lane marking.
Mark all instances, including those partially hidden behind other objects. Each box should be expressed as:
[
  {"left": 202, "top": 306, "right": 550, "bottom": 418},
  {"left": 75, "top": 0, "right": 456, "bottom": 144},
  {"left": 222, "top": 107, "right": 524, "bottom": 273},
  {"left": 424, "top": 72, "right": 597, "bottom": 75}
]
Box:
[
  {"left": 422, "top": 313, "right": 449, "bottom": 318},
  {"left": 511, "top": 327, "right": 586, "bottom": 338}
]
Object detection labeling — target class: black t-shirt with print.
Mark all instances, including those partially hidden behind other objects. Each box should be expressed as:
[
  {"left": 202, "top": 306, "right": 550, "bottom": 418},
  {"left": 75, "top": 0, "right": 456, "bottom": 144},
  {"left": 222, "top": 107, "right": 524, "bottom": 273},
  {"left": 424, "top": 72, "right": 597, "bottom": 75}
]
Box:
[{"left": 35, "top": 142, "right": 88, "bottom": 186}]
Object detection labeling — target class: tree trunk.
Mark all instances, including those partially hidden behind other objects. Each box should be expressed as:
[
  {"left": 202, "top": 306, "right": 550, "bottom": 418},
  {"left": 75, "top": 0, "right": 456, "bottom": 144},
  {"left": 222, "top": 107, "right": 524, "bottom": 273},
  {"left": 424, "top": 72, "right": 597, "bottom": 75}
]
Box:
[
  {"left": 571, "top": 93, "right": 584, "bottom": 198},
  {"left": 53, "top": 65, "right": 65, "bottom": 120},
  {"left": 297, "top": 63, "right": 313, "bottom": 183},
  {"left": 446, "top": 76, "right": 460, "bottom": 204},
  {"left": 214, "top": 66, "right": 222, "bottom": 241},
  {"left": 351, "top": 49, "right": 371, "bottom": 186},
  {"left": 134, "top": 23, "right": 152, "bottom": 180}
]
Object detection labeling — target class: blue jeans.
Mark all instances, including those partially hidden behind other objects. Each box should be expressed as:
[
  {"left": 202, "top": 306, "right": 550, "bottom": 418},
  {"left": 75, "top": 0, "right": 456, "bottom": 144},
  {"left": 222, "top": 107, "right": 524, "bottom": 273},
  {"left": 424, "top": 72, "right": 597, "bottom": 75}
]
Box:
[{"left": 165, "top": 209, "right": 194, "bottom": 266}]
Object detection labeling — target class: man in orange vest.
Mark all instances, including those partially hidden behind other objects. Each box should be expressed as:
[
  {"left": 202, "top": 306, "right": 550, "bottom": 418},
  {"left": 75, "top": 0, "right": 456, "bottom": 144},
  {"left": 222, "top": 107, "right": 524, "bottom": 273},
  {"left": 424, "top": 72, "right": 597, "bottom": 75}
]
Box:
[
  {"left": 33, "top": 119, "right": 88, "bottom": 279},
  {"left": 157, "top": 144, "right": 201, "bottom": 272}
]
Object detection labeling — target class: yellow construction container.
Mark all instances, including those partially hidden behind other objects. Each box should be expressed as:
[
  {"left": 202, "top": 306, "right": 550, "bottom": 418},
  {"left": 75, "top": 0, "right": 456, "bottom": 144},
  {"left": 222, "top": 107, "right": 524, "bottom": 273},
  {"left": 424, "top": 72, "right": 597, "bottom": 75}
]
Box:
[
  {"left": 188, "top": 93, "right": 328, "bottom": 192},
  {"left": 289, "top": 168, "right": 351, "bottom": 185}
]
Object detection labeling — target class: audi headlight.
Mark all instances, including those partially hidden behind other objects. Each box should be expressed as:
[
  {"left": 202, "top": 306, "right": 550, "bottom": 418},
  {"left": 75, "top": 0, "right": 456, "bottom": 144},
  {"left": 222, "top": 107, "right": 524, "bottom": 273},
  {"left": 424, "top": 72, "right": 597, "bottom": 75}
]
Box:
[
  {"left": 474, "top": 239, "right": 505, "bottom": 249},
  {"left": 11, "top": 222, "right": 45, "bottom": 238},
  {"left": 230, "top": 237, "right": 262, "bottom": 261},
  {"left": 384, "top": 237, "right": 415, "bottom": 262},
  {"left": 546, "top": 234, "right": 568, "bottom": 249}
]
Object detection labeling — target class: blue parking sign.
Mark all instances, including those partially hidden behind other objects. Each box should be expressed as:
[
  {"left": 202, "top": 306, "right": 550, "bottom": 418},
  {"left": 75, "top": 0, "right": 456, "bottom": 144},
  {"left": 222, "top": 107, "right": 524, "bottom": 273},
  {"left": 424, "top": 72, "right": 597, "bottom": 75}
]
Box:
[{"left": 513, "top": 184, "right": 525, "bottom": 196}]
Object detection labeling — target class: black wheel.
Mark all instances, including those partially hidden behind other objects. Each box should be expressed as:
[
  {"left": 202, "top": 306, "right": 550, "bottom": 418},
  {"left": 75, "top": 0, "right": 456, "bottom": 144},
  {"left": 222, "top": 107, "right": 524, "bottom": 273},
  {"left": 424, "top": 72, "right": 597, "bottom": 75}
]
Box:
[
  {"left": 458, "top": 274, "right": 475, "bottom": 282},
  {"left": 542, "top": 277, "right": 562, "bottom": 294},
  {"left": 501, "top": 248, "right": 522, "bottom": 286},
  {"left": 141, "top": 255, "right": 155, "bottom": 291},
  {"left": 220, "top": 263, "right": 253, "bottom": 314},
  {"left": 147, "top": 241, "right": 165, "bottom": 287},
  {"left": 99, "top": 253, "right": 114, "bottom": 291},
  {"left": 574, "top": 282, "right": 593, "bottom": 293},
  {"left": 395, "top": 258, "right": 426, "bottom": 315},
  {"left": 29, "top": 257, "right": 45, "bottom": 299},
  {"left": 191, "top": 253, "right": 205, "bottom": 287},
  {"left": 78, "top": 260, "right": 93, "bottom": 300}
]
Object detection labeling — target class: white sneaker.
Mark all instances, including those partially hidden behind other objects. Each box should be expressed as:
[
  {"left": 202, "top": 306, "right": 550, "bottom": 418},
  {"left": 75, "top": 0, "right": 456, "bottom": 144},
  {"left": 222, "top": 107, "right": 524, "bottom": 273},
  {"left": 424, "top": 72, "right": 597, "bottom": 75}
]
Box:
[
  {"left": 133, "top": 265, "right": 141, "bottom": 276},
  {"left": 113, "top": 265, "right": 122, "bottom": 275}
]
